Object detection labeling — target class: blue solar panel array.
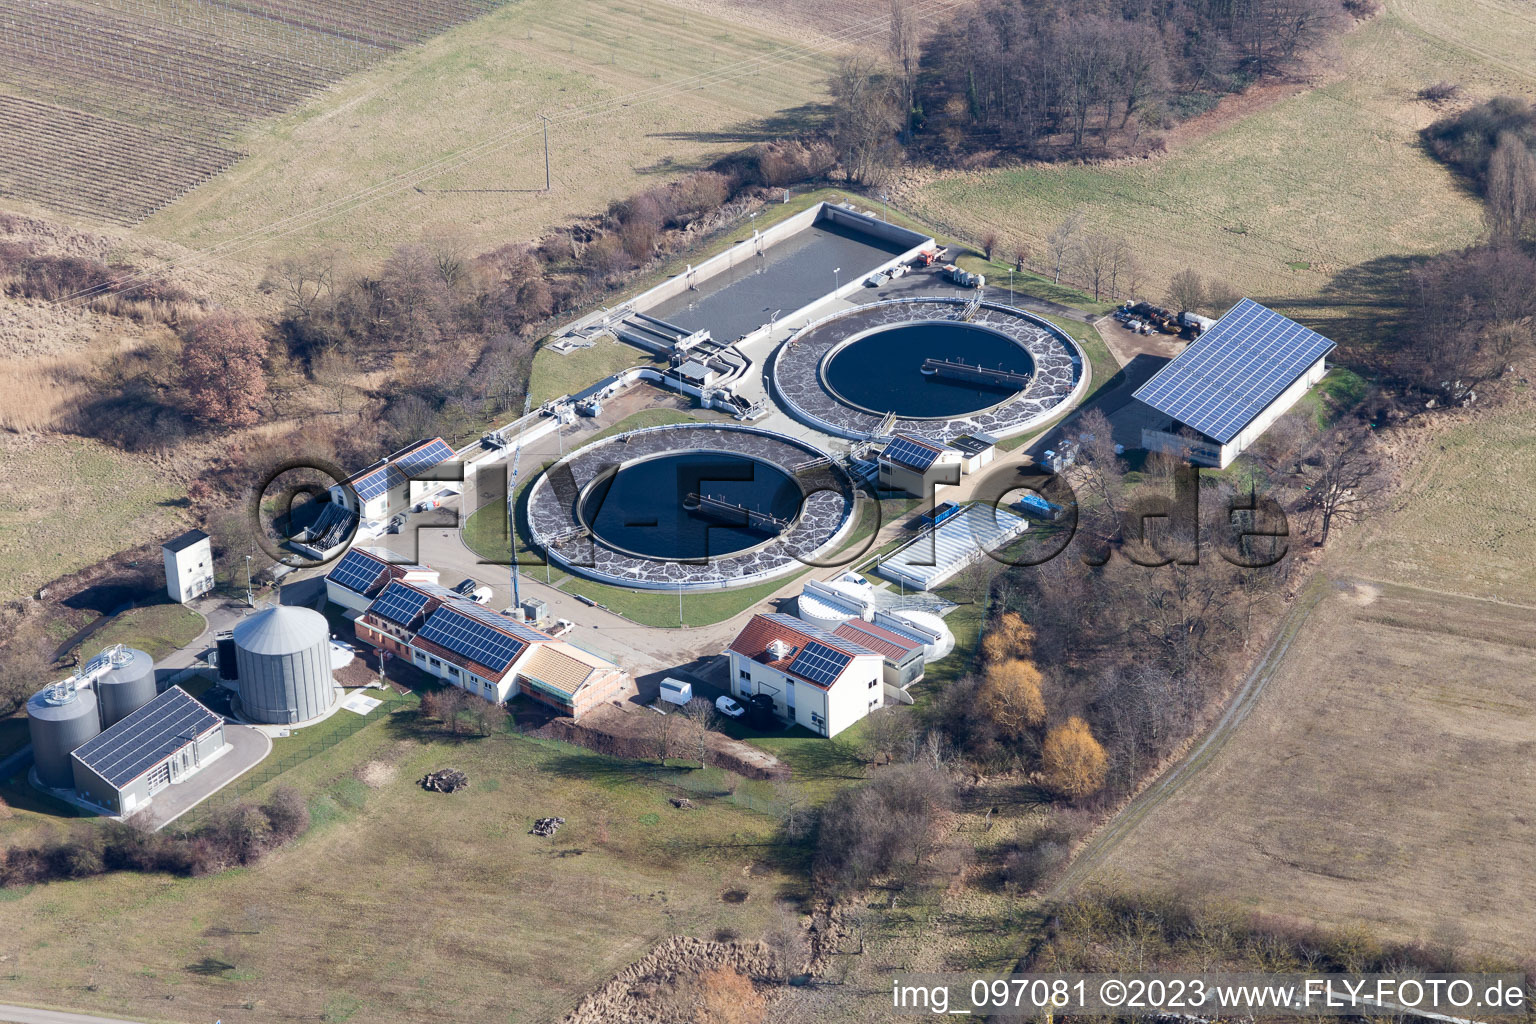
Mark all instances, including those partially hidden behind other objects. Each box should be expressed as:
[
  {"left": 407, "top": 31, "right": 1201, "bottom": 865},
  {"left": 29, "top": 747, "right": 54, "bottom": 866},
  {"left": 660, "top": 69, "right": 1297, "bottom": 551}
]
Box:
[
  {"left": 72, "top": 687, "right": 221, "bottom": 788},
  {"left": 1133, "top": 299, "right": 1336, "bottom": 444},
  {"left": 396, "top": 438, "right": 455, "bottom": 478},
  {"left": 788, "top": 640, "right": 853, "bottom": 686},
  {"left": 327, "top": 548, "right": 390, "bottom": 596},
  {"left": 369, "top": 581, "right": 434, "bottom": 627},
  {"left": 351, "top": 463, "right": 405, "bottom": 502},
  {"left": 451, "top": 601, "right": 551, "bottom": 644},
  {"left": 416, "top": 604, "right": 543, "bottom": 674},
  {"left": 882, "top": 433, "right": 948, "bottom": 471}
]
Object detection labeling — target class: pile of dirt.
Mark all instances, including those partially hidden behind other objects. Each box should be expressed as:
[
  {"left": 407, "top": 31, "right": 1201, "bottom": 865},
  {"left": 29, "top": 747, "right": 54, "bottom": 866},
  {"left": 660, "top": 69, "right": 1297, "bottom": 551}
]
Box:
[
  {"left": 535, "top": 709, "right": 789, "bottom": 781},
  {"left": 530, "top": 816, "right": 565, "bottom": 837},
  {"left": 419, "top": 769, "right": 468, "bottom": 793},
  {"left": 559, "top": 936, "right": 780, "bottom": 1024}
]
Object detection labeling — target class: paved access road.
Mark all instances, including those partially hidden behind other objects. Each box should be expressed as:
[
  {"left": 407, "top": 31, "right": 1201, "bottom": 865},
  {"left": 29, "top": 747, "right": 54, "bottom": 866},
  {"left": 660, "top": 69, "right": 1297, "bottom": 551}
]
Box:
[{"left": 0, "top": 1005, "right": 152, "bottom": 1024}]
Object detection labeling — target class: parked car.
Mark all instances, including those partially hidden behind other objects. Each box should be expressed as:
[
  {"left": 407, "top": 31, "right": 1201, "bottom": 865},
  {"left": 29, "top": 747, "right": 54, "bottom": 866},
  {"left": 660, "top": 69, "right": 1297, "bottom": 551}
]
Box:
[
  {"left": 715, "top": 695, "right": 745, "bottom": 719},
  {"left": 548, "top": 618, "right": 575, "bottom": 638},
  {"left": 455, "top": 578, "right": 492, "bottom": 604}
]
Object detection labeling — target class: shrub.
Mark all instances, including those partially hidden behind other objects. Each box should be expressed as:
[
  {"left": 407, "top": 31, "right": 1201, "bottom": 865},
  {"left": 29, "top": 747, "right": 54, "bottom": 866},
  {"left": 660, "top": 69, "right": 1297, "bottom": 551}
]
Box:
[{"left": 1041, "top": 717, "right": 1109, "bottom": 800}]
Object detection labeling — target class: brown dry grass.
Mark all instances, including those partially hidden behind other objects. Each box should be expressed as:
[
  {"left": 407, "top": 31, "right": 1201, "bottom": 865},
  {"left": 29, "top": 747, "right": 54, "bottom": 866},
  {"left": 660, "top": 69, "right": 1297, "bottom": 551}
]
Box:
[{"left": 1082, "top": 393, "right": 1536, "bottom": 958}]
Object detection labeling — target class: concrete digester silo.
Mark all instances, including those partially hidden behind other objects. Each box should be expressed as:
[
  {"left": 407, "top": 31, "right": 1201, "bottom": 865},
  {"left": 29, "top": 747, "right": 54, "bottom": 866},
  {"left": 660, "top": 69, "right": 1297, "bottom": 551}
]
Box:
[
  {"left": 94, "top": 645, "right": 157, "bottom": 728},
  {"left": 232, "top": 605, "right": 335, "bottom": 724},
  {"left": 26, "top": 680, "right": 101, "bottom": 789}
]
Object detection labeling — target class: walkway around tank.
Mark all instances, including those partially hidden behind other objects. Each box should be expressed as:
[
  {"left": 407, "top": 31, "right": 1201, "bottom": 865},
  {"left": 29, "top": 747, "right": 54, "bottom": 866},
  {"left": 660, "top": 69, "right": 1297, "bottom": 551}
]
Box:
[{"left": 141, "top": 722, "right": 272, "bottom": 831}]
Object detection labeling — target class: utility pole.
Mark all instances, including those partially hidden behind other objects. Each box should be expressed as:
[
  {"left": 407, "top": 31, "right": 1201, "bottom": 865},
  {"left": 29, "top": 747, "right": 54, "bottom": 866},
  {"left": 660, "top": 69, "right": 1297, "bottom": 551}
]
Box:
[
  {"left": 508, "top": 392, "right": 533, "bottom": 610},
  {"left": 541, "top": 114, "right": 551, "bottom": 192}
]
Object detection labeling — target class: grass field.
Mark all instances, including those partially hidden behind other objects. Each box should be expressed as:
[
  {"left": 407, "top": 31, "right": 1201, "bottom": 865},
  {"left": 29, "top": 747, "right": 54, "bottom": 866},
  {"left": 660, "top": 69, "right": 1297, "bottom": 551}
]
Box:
[
  {"left": 72, "top": 603, "right": 205, "bottom": 662},
  {"left": 0, "top": 713, "right": 800, "bottom": 1024},
  {"left": 1081, "top": 395, "right": 1536, "bottom": 957},
  {"left": 902, "top": 0, "right": 1536, "bottom": 301},
  {"left": 145, "top": 0, "right": 838, "bottom": 266},
  {"left": 527, "top": 338, "right": 665, "bottom": 407},
  {"left": 0, "top": 434, "right": 189, "bottom": 606}
]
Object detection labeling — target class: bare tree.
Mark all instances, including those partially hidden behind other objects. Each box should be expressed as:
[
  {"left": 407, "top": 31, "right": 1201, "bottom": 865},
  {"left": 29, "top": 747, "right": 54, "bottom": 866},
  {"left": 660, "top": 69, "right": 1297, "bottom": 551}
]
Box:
[
  {"left": 680, "top": 697, "right": 718, "bottom": 766},
  {"left": 830, "top": 57, "right": 904, "bottom": 186},
  {"left": 1301, "top": 425, "right": 1389, "bottom": 545},
  {"left": 263, "top": 250, "right": 337, "bottom": 319},
  {"left": 1074, "top": 231, "right": 1122, "bottom": 301},
  {"left": 1046, "top": 210, "right": 1085, "bottom": 284},
  {"left": 1484, "top": 131, "right": 1536, "bottom": 242},
  {"left": 888, "top": 0, "right": 919, "bottom": 141},
  {"left": 1204, "top": 278, "right": 1243, "bottom": 317},
  {"left": 310, "top": 348, "right": 356, "bottom": 416},
  {"left": 1165, "top": 268, "right": 1207, "bottom": 314}
]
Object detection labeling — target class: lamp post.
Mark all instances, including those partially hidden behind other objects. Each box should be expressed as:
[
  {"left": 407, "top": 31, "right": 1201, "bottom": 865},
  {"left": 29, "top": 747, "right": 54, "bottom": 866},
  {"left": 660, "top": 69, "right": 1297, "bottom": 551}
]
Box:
[
  {"left": 879, "top": 192, "right": 889, "bottom": 221},
  {"left": 244, "top": 554, "right": 253, "bottom": 608},
  {"left": 833, "top": 267, "right": 841, "bottom": 293}
]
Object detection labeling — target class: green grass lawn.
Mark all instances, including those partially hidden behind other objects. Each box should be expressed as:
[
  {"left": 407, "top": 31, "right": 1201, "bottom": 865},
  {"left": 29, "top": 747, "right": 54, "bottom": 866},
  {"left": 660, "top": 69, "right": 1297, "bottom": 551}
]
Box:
[
  {"left": 0, "top": 705, "right": 803, "bottom": 1024},
  {"left": 460, "top": 408, "right": 699, "bottom": 567},
  {"left": 528, "top": 340, "right": 665, "bottom": 407},
  {"left": 561, "top": 571, "right": 807, "bottom": 629},
  {"left": 73, "top": 602, "right": 206, "bottom": 662}
]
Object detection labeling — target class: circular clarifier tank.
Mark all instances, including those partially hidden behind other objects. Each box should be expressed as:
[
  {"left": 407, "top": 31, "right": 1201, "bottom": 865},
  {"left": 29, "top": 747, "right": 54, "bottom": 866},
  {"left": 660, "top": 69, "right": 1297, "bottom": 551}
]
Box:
[
  {"left": 577, "top": 450, "right": 803, "bottom": 561},
  {"left": 821, "top": 320, "right": 1035, "bottom": 419}
]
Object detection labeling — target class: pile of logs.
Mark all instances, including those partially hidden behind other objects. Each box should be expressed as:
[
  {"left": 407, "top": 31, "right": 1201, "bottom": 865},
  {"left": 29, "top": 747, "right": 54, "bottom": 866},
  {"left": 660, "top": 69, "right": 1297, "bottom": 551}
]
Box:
[
  {"left": 419, "top": 768, "right": 469, "bottom": 793},
  {"left": 530, "top": 816, "right": 565, "bottom": 837}
]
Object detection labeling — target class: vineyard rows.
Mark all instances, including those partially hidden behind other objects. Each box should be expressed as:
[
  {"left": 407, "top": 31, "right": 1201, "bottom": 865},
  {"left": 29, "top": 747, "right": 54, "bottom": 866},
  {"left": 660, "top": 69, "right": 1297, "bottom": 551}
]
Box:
[
  {"left": 0, "top": 94, "right": 238, "bottom": 223},
  {"left": 0, "top": 0, "right": 506, "bottom": 223}
]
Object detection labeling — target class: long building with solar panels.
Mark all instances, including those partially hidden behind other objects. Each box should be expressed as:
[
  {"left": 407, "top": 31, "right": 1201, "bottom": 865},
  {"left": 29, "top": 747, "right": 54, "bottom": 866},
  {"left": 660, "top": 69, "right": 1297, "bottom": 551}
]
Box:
[
  {"left": 348, "top": 575, "right": 628, "bottom": 718},
  {"left": 329, "top": 437, "right": 457, "bottom": 523},
  {"left": 69, "top": 686, "right": 228, "bottom": 817},
  {"left": 726, "top": 612, "right": 885, "bottom": 737},
  {"left": 1133, "top": 299, "right": 1337, "bottom": 469}
]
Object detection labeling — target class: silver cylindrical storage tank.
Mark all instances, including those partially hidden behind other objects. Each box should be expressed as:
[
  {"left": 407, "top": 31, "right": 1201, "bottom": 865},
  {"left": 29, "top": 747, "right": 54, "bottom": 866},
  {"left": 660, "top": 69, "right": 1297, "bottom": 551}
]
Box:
[
  {"left": 95, "top": 645, "right": 157, "bottom": 728},
  {"left": 27, "top": 682, "right": 101, "bottom": 789},
  {"left": 233, "top": 605, "right": 335, "bottom": 724}
]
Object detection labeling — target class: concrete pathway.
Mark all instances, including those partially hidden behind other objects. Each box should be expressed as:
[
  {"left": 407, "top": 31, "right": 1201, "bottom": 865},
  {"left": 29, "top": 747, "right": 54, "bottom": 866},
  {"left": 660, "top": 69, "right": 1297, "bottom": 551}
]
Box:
[
  {"left": 143, "top": 723, "right": 272, "bottom": 831},
  {"left": 0, "top": 1006, "right": 150, "bottom": 1024}
]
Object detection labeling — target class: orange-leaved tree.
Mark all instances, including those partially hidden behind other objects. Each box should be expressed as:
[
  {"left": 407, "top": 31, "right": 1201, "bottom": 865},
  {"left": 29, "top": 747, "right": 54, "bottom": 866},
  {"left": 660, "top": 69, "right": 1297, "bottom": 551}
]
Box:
[
  {"left": 981, "top": 610, "right": 1036, "bottom": 664},
  {"left": 1041, "top": 716, "right": 1107, "bottom": 799},
  {"left": 979, "top": 658, "right": 1046, "bottom": 736}
]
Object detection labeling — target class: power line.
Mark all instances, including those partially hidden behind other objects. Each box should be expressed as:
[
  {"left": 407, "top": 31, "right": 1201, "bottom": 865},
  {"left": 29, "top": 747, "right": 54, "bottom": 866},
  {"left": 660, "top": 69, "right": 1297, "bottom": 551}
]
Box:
[{"left": 50, "top": 0, "right": 951, "bottom": 308}]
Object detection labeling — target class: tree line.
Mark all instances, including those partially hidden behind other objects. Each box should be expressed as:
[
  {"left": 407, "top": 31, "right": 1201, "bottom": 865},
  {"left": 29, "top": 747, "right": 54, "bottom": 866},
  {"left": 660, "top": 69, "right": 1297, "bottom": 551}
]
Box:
[
  {"left": 0, "top": 787, "right": 308, "bottom": 887},
  {"left": 835, "top": 0, "right": 1358, "bottom": 166}
]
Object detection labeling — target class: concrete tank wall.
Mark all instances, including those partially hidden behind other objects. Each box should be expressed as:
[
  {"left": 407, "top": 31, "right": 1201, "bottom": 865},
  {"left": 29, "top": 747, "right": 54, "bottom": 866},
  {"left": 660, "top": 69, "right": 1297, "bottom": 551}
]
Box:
[
  {"left": 96, "top": 647, "right": 157, "bottom": 728},
  {"left": 234, "top": 639, "right": 333, "bottom": 724},
  {"left": 27, "top": 686, "right": 101, "bottom": 789}
]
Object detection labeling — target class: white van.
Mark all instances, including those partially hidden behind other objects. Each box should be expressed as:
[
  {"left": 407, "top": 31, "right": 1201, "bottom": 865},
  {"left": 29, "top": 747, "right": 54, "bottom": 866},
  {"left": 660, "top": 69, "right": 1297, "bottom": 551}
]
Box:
[{"left": 658, "top": 677, "right": 693, "bottom": 707}]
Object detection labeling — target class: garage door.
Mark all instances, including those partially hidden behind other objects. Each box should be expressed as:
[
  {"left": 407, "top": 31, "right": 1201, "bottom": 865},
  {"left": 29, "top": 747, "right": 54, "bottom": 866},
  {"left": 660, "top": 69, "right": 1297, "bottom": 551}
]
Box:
[{"left": 146, "top": 761, "right": 171, "bottom": 794}]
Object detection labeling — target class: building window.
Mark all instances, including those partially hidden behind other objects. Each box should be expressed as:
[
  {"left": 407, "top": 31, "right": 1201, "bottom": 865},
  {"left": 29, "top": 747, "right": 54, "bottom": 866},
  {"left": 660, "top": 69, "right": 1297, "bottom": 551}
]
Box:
[
  {"left": 869, "top": 678, "right": 877, "bottom": 688},
  {"left": 738, "top": 668, "right": 749, "bottom": 680},
  {"left": 447, "top": 666, "right": 459, "bottom": 677}
]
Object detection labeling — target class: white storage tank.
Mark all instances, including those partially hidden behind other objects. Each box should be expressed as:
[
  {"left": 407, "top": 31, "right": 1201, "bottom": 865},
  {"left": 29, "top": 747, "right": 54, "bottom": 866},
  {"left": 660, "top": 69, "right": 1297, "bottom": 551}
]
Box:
[
  {"left": 233, "top": 605, "right": 336, "bottom": 724},
  {"left": 94, "top": 645, "right": 157, "bottom": 728},
  {"left": 879, "top": 608, "right": 955, "bottom": 663},
  {"left": 27, "top": 680, "right": 101, "bottom": 789},
  {"left": 795, "top": 575, "right": 873, "bottom": 632}
]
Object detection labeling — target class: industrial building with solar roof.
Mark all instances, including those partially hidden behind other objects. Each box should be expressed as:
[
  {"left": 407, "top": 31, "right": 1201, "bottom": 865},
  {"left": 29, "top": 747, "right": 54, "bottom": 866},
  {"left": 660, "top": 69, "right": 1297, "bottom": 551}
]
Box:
[
  {"left": 726, "top": 612, "right": 886, "bottom": 737},
  {"left": 69, "top": 686, "right": 228, "bottom": 817},
  {"left": 1134, "top": 299, "right": 1338, "bottom": 469}
]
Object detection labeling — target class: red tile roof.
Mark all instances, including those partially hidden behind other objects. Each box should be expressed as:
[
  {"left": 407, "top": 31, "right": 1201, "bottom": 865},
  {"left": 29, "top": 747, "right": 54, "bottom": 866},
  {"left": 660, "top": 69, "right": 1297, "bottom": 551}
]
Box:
[
  {"left": 834, "top": 620, "right": 922, "bottom": 661},
  {"left": 727, "top": 613, "right": 877, "bottom": 690}
]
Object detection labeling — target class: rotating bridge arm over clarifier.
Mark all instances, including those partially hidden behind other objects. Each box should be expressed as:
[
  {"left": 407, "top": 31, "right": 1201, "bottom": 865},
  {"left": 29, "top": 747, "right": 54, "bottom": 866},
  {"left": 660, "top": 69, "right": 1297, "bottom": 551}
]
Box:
[{"left": 921, "top": 358, "right": 1032, "bottom": 388}]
